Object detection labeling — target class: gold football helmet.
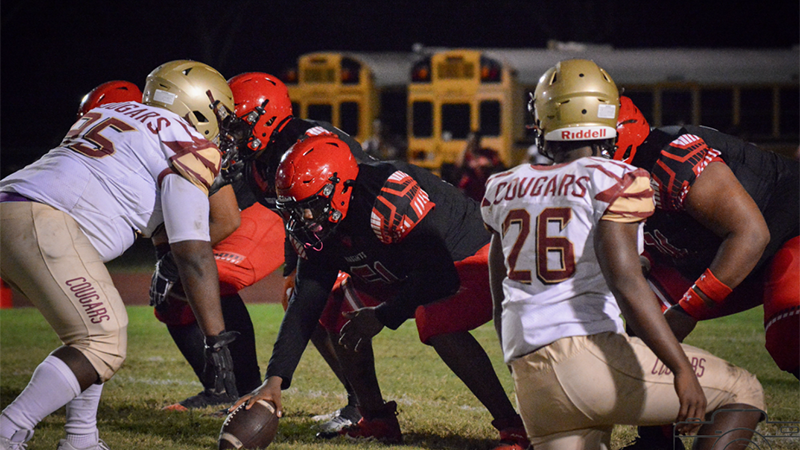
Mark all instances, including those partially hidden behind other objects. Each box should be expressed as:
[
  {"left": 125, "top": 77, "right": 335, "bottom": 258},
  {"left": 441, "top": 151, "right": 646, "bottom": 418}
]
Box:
[
  {"left": 530, "top": 59, "right": 619, "bottom": 157},
  {"left": 142, "top": 60, "right": 234, "bottom": 143}
]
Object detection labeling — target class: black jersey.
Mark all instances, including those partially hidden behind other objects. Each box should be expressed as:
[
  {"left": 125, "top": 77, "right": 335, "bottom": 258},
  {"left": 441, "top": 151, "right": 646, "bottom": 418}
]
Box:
[
  {"left": 240, "top": 117, "right": 374, "bottom": 275},
  {"left": 631, "top": 125, "right": 799, "bottom": 279},
  {"left": 266, "top": 160, "right": 490, "bottom": 388}
]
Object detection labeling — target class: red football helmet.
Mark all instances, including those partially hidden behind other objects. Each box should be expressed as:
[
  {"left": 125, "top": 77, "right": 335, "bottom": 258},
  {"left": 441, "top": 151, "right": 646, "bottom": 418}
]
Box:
[
  {"left": 275, "top": 135, "right": 359, "bottom": 249},
  {"left": 614, "top": 96, "right": 651, "bottom": 164},
  {"left": 226, "top": 72, "right": 293, "bottom": 154},
  {"left": 78, "top": 80, "right": 142, "bottom": 118}
]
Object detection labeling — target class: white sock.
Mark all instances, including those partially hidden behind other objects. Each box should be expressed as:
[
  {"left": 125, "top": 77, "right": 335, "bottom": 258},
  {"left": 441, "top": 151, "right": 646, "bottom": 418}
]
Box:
[
  {"left": 64, "top": 383, "right": 103, "bottom": 448},
  {"left": 0, "top": 355, "right": 81, "bottom": 439}
]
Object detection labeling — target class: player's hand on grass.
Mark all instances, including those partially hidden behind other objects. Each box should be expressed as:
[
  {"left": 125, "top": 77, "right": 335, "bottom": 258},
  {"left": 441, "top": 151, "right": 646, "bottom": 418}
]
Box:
[
  {"left": 673, "top": 369, "right": 707, "bottom": 435},
  {"left": 339, "top": 306, "right": 384, "bottom": 352},
  {"left": 231, "top": 376, "right": 283, "bottom": 417}
]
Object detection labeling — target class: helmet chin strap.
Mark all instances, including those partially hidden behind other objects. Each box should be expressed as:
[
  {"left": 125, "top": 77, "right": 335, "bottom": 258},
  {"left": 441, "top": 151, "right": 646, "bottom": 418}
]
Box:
[{"left": 304, "top": 236, "right": 324, "bottom": 252}]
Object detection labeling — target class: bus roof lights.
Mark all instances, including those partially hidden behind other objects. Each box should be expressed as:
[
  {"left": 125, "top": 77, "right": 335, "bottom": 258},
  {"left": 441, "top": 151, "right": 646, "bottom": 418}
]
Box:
[
  {"left": 411, "top": 57, "right": 432, "bottom": 83},
  {"left": 480, "top": 56, "right": 502, "bottom": 83}
]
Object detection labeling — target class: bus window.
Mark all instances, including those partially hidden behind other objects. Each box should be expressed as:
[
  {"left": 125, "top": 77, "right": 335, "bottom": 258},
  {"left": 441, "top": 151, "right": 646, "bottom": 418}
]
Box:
[
  {"left": 780, "top": 86, "right": 799, "bottom": 137},
  {"left": 307, "top": 103, "right": 333, "bottom": 124},
  {"left": 661, "top": 89, "right": 693, "bottom": 126},
  {"left": 480, "top": 56, "right": 502, "bottom": 83},
  {"left": 700, "top": 89, "right": 733, "bottom": 132},
  {"left": 341, "top": 57, "right": 362, "bottom": 86},
  {"left": 441, "top": 103, "right": 471, "bottom": 140},
  {"left": 479, "top": 100, "right": 501, "bottom": 136},
  {"left": 740, "top": 88, "right": 773, "bottom": 137},
  {"left": 412, "top": 101, "right": 433, "bottom": 137},
  {"left": 340, "top": 102, "right": 360, "bottom": 137}
]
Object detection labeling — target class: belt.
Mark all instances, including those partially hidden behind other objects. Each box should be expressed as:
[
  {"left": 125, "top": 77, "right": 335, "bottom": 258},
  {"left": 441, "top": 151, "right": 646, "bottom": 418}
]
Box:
[{"left": 0, "top": 192, "right": 32, "bottom": 202}]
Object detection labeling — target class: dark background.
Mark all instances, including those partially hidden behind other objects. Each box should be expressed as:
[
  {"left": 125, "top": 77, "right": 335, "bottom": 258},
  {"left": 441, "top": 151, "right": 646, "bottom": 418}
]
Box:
[{"left": 2, "top": 0, "right": 798, "bottom": 175}]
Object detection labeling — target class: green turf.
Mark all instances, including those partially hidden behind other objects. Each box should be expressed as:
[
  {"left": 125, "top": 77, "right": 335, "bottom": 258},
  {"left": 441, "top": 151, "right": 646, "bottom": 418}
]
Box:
[{"left": 1, "top": 304, "right": 798, "bottom": 449}]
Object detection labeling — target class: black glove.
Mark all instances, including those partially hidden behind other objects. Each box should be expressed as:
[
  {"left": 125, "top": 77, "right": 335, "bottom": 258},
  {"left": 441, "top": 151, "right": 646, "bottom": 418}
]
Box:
[
  {"left": 203, "top": 331, "right": 240, "bottom": 398},
  {"left": 149, "top": 251, "right": 180, "bottom": 308}
]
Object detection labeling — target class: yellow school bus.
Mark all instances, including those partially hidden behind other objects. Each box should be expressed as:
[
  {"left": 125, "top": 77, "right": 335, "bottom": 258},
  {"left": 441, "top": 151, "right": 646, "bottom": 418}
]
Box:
[
  {"left": 406, "top": 49, "right": 527, "bottom": 170},
  {"left": 281, "top": 52, "right": 415, "bottom": 144}
]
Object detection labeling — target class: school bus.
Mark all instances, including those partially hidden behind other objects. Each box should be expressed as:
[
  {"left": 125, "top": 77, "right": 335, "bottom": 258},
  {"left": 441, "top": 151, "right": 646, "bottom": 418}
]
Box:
[
  {"left": 484, "top": 45, "right": 799, "bottom": 158},
  {"left": 406, "top": 49, "right": 527, "bottom": 170},
  {"left": 283, "top": 47, "right": 799, "bottom": 168},
  {"left": 281, "top": 52, "right": 415, "bottom": 144}
]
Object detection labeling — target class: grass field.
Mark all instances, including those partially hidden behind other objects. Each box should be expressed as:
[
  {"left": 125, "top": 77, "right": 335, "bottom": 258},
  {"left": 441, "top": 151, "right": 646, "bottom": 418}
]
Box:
[{"left": 1, "top": 303, "right": 798, "bottom": 449}]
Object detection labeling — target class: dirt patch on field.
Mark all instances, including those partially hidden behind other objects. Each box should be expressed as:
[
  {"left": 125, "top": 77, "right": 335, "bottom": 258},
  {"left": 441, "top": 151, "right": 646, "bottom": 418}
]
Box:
[{"left": 9, "top": 270, "right": 285, "bottom": 308}]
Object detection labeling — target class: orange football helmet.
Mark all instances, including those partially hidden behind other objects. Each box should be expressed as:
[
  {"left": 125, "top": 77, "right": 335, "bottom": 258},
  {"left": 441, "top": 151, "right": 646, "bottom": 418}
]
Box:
[
  {"left": 614, "top": 96, "right": 651, "bottom": 164},
  {"left": 275, "top": 135, "right": 358, "bottom": 249},
  {"left": 78, "top": 80, "right": 142, "bottom": 118},
  {"left": 226, "top": 72, "right": 293, "bottom": 154}
]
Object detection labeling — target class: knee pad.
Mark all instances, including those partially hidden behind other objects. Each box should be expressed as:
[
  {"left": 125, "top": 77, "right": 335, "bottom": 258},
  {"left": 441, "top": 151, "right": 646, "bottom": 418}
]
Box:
[
  {"left": 765, "top": 310, "right": 799, "bottom": 373},
  {"left": 153, "top": 298, "right": 197, "bottom": 327},
  {"left": 318, "top": 273, "right": 354, "bottom": 333},
  {"left": 73, "top": 325, "right": 127, "bottom": 382}
]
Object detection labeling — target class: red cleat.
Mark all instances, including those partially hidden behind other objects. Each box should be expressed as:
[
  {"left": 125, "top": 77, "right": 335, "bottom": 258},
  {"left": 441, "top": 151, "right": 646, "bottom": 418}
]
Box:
[{"left": 341, "top": 401, "right": 402, "bottom": 444}]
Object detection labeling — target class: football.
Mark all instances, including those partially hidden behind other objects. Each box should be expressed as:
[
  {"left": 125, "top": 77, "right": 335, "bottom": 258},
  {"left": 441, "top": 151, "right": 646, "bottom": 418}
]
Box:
[{"left": 218, "top": 400, "right": 279, "bottom": 449}]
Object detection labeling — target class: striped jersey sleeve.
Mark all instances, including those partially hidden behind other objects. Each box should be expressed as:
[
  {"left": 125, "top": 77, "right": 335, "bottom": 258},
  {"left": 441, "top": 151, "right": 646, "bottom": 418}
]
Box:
[
  {"left": 599, "top": 166, "right": 654, "bottom": 223},
  {"left": 370, "top": 170, "right": 435, "bottom": 244}
]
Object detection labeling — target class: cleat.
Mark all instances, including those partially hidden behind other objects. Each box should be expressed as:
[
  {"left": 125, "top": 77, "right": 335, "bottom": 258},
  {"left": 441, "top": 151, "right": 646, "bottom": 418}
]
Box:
[
  {"left": 340, "top": 401, "right": 402, "bottom": 444},
  {"left": 55, "top": 439, "right": 110, "bottom": 450},
  {"left": 162, "top": 390, "right": 237, "bottom": 411},
  {"left": 0, "top": 429, "right": 33, "bottom": 450},
  {"left": 314, "top": 404, "right": 362, "bottom": 439},
  {"left": 492, "top": 416, "right": 530, "bottom": 450}
]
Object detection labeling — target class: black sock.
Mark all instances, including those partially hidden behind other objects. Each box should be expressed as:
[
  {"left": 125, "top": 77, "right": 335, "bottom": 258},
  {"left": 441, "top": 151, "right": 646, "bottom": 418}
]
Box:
[
  {"left": 221, "top": 293, "right": 262, "bottom": 393},
  {"left": 166, "top": 322, "right": 207, "bottom": 387}
]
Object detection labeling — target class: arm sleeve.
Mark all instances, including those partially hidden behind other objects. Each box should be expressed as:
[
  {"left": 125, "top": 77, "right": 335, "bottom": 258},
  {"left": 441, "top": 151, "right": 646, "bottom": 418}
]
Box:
[
  {"left": 373, "top": 220, "right": 461, "bottom": 329},
  {"left": 265, "top": 259, "right": 339, "bottom": 389},
  {"left": 161, "top": 174, "right": 211, "bottom": 243}
]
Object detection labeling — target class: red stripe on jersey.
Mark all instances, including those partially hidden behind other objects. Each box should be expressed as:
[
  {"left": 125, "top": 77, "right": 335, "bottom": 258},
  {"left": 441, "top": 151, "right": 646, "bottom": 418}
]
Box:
[
  {"left": 652, "top": 134, "right": 724, "bottom": 211},
  {"left": 163, "top": 122, "right": 221, "bottom": 189},
  {"left": 371, "top": 170, "right": 435, "bottom": 244}
]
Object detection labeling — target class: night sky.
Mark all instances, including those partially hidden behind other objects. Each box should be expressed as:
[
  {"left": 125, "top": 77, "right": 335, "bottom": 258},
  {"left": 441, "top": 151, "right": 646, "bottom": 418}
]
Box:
[{"left": 2, "top": 0, "right": 798, "bottom": 175}]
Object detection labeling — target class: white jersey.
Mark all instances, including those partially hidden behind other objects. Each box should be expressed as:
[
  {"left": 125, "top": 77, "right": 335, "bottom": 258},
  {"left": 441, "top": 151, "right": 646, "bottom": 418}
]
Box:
[
  {"left": 0, "top": 101, "right": 221, "bottom": 262},
  {"left": 481, "top": 157, "right": 654, "bottom": 363}
]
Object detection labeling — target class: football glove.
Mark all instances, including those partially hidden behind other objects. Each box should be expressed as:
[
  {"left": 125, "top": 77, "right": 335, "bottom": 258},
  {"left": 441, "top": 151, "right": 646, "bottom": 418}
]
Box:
[
  {"left": 203, "top": 330, "right": 240, "bottom": 398},
  {"left": 149, "top": 251, "right": 180, "bottom": 308}
]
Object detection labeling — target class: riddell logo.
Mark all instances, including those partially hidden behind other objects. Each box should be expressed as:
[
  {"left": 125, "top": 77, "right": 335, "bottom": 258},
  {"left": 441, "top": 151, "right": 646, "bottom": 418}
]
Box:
[
  {"left": 546, "top": 126, "right": 614, "bottom": 141},
  {"left": 560, "top": 128, "right": 608, "bottom": 140}
]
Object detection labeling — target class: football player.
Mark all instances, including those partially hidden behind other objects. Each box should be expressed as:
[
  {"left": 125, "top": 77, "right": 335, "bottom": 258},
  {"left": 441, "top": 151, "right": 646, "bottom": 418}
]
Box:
[
  {"left": 220, "top": 72, "right": 373, "bottom": 433},
  {"left": 76, "top": 80, "right": 142, "bottom": 118},
  {"left": 147, "top": 72, "right": 363, "bottom": 428},
  {"left": 482, "top": 58, "right": 764, "bottom": 450},
  {"left": 615, "top": 96, "right": 799, "bottom": 381},
  {"left": 231, "top": 134, "right": 530, "bottom": 449},
  {"left": 0, "top": 60, "right": 236, "bottom": 450},
  {"left": 147, "top": 74, "right": 291, "bottom": 412}
]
